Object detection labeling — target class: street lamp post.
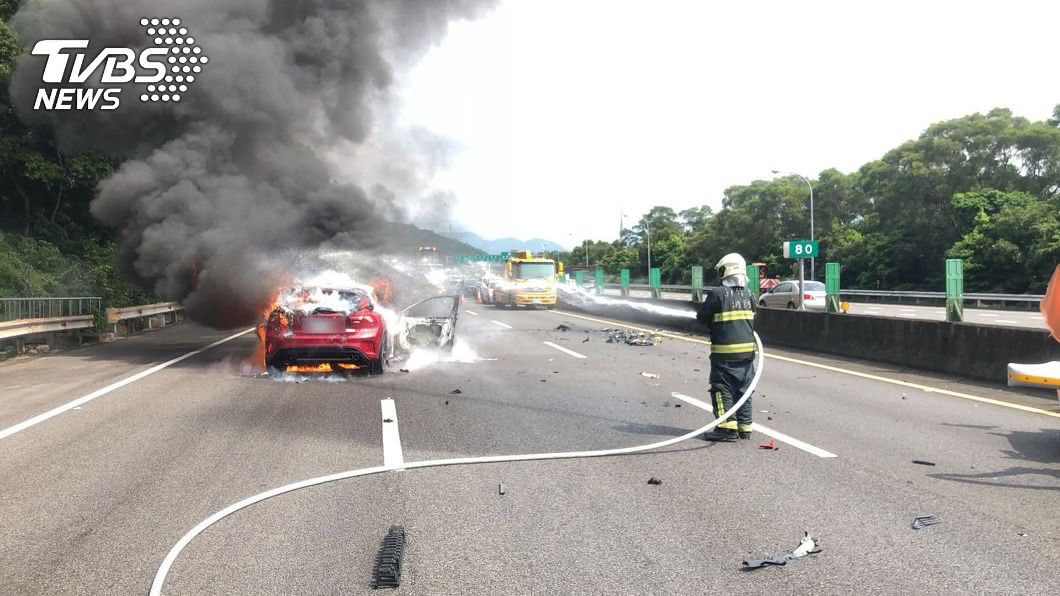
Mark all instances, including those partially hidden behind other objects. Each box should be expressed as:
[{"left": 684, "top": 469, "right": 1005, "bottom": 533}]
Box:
[
  {"left": 646, "top": 219, "right": 652, "bottom": 279},
  {"left": 772, "top": 170, "right": 815, "bottom": 279},
  {"left": 584, "top": 238, "right": 589, "bottom": 266}
]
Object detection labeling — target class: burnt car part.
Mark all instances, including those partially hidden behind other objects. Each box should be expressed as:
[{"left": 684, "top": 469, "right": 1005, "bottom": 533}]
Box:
[{"left": 397, "top": 295, "right": 460, "bottom": 352}]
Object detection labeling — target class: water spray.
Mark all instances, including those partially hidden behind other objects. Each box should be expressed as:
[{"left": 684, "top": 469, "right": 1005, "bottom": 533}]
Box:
[
  {"left": 149, "top": 333, "right": 765, "bottom": 595},
  {"left": 557, "top": 284, "right": 696, "bottom": 319}
]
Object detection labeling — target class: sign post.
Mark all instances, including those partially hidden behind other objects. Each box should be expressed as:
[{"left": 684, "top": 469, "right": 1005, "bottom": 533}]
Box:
[
  {"left": 783, "top": 240, "right": 819, "bottom": 311},
  {"left": 594, "top": 268, "right": 604, "bottom": 296},
  {"left": 825, "top": 262, "right": 840, "bottom": 313},
  {"left": 744, "top": 265, "right": 759, "bottom": 302},
  {"left": 649, "top": 268, "right": 662, "bottom": 299},
  {"left": 620, "top": 269, "right": 631, "bottom": 297},
  {"left": 691, "top": 266, "right": 704, "bottom": 302},
  {"left": 575, "top": 270, "right": 585, "bottom": 288},
  {"left": 946, "top": 258, "right": 964, "bottom": 323}
]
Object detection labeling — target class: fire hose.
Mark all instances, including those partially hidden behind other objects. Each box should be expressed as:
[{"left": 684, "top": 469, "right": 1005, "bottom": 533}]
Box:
[{"left": 149, "top": 332, "right": 766, "bottom": 595}]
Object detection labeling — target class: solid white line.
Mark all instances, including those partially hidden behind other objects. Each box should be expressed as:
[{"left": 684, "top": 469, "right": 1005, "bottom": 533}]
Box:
[
  {"left": 491, "top": 320, "right": 513, "bottom": 329},
  {"left": 896, "top": 313, "right": 918, "bottom": 318},
  {"left": 465, "top": 310, "right": 479, "bottom": 316},
  {"left": 979, "top": 313, "right": 999, "bottom": 317},
  {"left": 543, "top": 341, "right": 587, "bottom": 359},
  {"left": 0, "top": 328, "right": 256, "bottom": 442},
  {"left": 671, "top": 392, "right": 837, "bottom": 458},
  {"left": 995, "top": 320, "right": 1019, "bottom": 324},
  {"left": 752, "top": 423, "right": 838, "bottom": 458},
  {"left": 380, "top": 399, "right": 404, "bottom": 470}
]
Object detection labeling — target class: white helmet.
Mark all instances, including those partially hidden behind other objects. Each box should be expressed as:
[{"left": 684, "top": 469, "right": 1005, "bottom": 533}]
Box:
[{"left": 715, "top": 253, "right": 746, "bottom": 279}]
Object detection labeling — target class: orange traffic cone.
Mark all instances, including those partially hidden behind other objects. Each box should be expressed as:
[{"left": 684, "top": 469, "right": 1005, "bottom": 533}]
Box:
[{"left": 476, "top": 288, "right": 483, "bottom": 304}]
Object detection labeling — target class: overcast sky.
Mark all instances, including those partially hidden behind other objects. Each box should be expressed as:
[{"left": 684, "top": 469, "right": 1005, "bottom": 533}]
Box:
[{"left": 395, "top": 0, "right": 1060, "bottom": 248}]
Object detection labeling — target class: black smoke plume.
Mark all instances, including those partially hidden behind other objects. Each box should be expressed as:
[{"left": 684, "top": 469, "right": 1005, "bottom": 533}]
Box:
[{"left": 9, "top": 0, "right": 492, "bottom": 328}]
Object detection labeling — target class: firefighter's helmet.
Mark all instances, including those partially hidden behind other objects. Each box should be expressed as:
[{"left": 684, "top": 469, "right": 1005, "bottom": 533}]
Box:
[{"left": 715, "top": 253, "right": 747, "bottom": 279}]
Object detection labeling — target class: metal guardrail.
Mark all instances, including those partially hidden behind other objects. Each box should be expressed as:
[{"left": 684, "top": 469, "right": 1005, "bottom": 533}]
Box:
[
  {"left": 105, "top": 302, "right": 183, "bottom": 324},
  {"left": 0, "top": 297, "right": 102, "bottom": 322},
  {"left": 601, "top": 283, "right": 1043, "bottom": 307},
  {"left": 0, "top": 315, "right": 96, "bottom": 341}
]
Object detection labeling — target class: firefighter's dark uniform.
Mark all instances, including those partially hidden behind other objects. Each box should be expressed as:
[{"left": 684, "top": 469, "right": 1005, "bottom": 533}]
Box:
[{"left": 696, "top": 285, "right": 756, "bottom": 436}]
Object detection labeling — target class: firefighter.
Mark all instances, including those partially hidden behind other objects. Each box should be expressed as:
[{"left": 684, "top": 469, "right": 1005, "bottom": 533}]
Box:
[{"left": 696, "top": 252, "right": 757, "bottom": 441}]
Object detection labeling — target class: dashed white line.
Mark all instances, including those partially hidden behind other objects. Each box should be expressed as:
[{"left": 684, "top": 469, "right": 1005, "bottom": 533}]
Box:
[
  {"left": 465, "top": 310, "right": 479, "bottom": 316},
  {"left": 543, "top": 341, "right": 587, "bottom": 359},
  {"left": 0, "top": 328, "right": 256, "bottom": 442},
  {"left": 380, "top": 399, "right": 404, "bottom": 469},
  {"left": 670, "top": 392, "right": 838, "bottom": 458},
  {"left": 491, "top": 320, "right": 513, "bottom": 329}
]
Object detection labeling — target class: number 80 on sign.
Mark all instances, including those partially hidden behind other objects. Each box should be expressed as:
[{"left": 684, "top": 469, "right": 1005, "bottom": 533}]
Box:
[{"left": 783, "top": 240, "right": 818, "bottom": 259}]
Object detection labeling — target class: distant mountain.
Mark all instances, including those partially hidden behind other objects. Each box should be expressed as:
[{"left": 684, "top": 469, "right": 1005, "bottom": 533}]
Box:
[
  {"left": 376, "top": 222, "right": 484, "bottom": 256},
  {"left": 444, "top": 232, "right": 564, "bottom": 254}
]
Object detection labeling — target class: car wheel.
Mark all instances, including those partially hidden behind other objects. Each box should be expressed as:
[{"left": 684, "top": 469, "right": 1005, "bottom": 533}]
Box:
[
  {"left": 758, "top": 299, "right": 767, "bottom": 309},
  {"left": 368, "top": 336, "right": 387, "bottom": 375},
  {"left": 787, "top": 302, "right": 797, "bottom": 310}
]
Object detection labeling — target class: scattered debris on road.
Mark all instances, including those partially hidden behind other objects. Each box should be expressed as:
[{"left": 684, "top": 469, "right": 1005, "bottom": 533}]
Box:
[
  {"left": 912, "top": 514, "right": 941, "bottom": 530},
  {"left": 741, "top": 532, "right": 821, "bottom": 570},
  {"left": 911, "top": 460, "right": 936, "bottom": 466},
  {"left": 674, "top": 403, "right": 682, "bottom": 408},
  {"left": 759, "top": 438, "right": 777, "bottom": 450},
  {"left": 604, "top": 328, "right": 659, "bottom": 346},
  {"left": 383, "top": 418, "right": 393, "bottom": 423},
  {"left": 647, "top": 477, "right": 662, "bottom": 485},
  {"left": 640, "top": 372, "right": 660, "bottom": 379},
  {"left": 498, "top": 483, "right": 506, "bottom": 495},
  {"left": 450, "top": 389, "right": 462, "bottom": 394},
  {"left": 399, "top": 368, "right": 410, "bottom": 373},
  {"left": 582, "top": 336, "right": 590, "bottom": 343},
  {"left": 371, "top": 526, "right": 407, "bottom": 589},
  {"left": 444, "top": 400, "right": 449, "bottom": 406},
  {"left": 555, "top": 324, "right": 572, "bottom": 332}
]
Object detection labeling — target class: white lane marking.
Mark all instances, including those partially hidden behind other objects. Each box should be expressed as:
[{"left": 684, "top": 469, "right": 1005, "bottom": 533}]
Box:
[
  {"left": 979, "top": 313, "right": 999, "bottom": 317},
  {"left": 0, "top": 328, "right": 256, "bottom": 442},
  {"left": 380, "top": 399, "right": 404, "bottom": 470},
  {"left": 543, "top": 341, "right": 587, "bottom": 359},
  {"left": 671, "top": 392, "right": 838, "bottom": 459},
  {"left": 752, "top": 424, "right": 838, "bottom": 458},
  {"left": 896, "top": 313, "right": 918, "bottom": 318},
  {"left": 995, "top": 319, "right": 1019, "bottom": 324},
  {"left": 465, "top": 310, "right": 479, "bottom": 316},
  {"left": 491, "top": 320, "right": 513, "bottom": 329}
]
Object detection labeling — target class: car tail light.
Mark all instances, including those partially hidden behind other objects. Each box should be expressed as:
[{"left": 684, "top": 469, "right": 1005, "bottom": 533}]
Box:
[
  {"left": 347, "top": 310, "right": 377, "bottom": 327},
  {"left": 804, "top": 294, "right": 814, "bottom": 300}
]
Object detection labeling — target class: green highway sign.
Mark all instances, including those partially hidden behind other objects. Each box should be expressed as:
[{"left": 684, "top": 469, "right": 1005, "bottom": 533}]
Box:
[
  {"left": 783, "top": 240, "right": 818, "bottom": 259},
  {"left": 453, "top": 252, "right": 512, "bottom": 264}
]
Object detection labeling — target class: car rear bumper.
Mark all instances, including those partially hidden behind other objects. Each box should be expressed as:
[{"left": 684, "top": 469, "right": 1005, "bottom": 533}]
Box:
[
  {"left": 266, "top": 335, "right": 382, "bottom": 367},
  {"left": 512, "top": 292, "right": 556, "bottom": 305}
]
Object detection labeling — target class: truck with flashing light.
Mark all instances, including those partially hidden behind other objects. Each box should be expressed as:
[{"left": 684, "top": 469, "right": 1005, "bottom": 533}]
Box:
[{"left": 492, "top": 250, "right": 562, "bottom": 308}]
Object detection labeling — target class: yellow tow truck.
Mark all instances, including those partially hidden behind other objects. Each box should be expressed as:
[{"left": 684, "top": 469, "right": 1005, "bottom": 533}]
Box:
[{"left": 492, "top": 251, "right": 562, "bottom": 309}]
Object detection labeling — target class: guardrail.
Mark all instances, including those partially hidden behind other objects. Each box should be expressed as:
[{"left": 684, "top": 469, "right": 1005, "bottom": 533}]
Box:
[
  {"left": 0, "top": 315, "right": 96, "bottom": 341},
  {"left": 0, "top": 299, "right": 184, "bottom": 348},
  {"left": 598, "top": 283, "right": 1043, "bottom": 308},
  {"left": 106, "top": 302, "right": 183, "bottom": 324},
  {"left": 0, "top": 297, "right": 102, "bottom": 322}
]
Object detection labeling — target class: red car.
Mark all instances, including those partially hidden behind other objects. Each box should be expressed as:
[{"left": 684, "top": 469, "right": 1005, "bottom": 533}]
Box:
[{"left": 263, "top": 285, "right": 388, "bottom": 374}]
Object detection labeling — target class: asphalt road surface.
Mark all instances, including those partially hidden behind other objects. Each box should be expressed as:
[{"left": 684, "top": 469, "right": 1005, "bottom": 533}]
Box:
[
  {"left": 2, "top": 305, "right": 1059, "bottom": 595},
  {"left": 609, "top": 288, "right": 1046, "bottom": 329}
]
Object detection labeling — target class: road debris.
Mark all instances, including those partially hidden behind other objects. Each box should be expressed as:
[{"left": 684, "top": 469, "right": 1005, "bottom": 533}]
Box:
[
  {"left": 912, "top": 514, "right": 941, "bottom": 530},
  {"left": 741, "top": 532, "right": 821, "bottom": 570},
  {"left": 605, "top": 328, "right": 659, "bottom": 346},
  {"left": 498, "top": 483, "right": 506, "bottom": 495},
  {"left": 911, "top": 460, "right": 936, "bottom": 466},
  {"left": 383, "top": 418, "right": 394, "bottom": 423},
  {"left": 647, "top": 477, "right": 662, "bottom": 485},
  {"left": 640, "top": 372, "right": 660, "bottom": 379},
  {"left": 450, "top": 389, "right": 462, "bottom": 394},
  {"left": 555, "top": 324, "right": 572, "bottom": 332},
  {"left": 399, "top": 368, "right": 410, "bottom": 373},
  {"left": 582, "top": 336, "right": 590, "bottom": 343},
  {"left": 759, "top": 438, "right": 777, "bottom": 450},
  {"left": 371, "top": 526, "right": 407, "bottom": 588},
  {"left": 674, "top": 404, "right": 682, "bottom": 408},
  {"left": 444, "top": 400, "right": 449, "bottom": 406}
]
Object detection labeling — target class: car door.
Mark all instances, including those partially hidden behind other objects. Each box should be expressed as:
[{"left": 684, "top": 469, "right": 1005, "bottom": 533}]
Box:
[{"left": 765, "top": 282, "right": 791, "bottom": 308}]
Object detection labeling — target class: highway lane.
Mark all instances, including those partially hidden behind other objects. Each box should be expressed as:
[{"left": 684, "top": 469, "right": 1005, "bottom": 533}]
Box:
[
  {"left": 606, "top": 288, "right": 1047, "bottom": 329},
  {"left": 1, "top": 305, "right": 1058, "bottom": 595}
]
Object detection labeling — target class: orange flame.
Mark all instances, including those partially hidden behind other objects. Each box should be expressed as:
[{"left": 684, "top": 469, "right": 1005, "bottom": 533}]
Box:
[{"left": 285, "top": 363, "right": 359, "bottom": 373}]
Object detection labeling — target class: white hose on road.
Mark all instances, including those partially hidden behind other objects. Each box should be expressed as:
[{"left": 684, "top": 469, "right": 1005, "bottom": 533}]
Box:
[{"left": 149, "top": 333, "right": 765, "bottom": 595}]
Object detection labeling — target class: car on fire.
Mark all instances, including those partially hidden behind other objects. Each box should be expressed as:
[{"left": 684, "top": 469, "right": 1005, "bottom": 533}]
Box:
[{"left": 262, "top": 285, "right": 389, "bottom": 374}]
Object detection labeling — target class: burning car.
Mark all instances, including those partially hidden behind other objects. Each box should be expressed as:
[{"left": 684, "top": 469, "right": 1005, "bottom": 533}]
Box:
[{"left": 262, "top": 284, "right": 389, "bottom": 374}]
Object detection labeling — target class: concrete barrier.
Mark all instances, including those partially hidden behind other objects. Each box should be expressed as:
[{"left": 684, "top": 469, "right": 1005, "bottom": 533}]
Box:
[{"left": 558, "top": 293, "right": 1060, "bottom": 384}]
